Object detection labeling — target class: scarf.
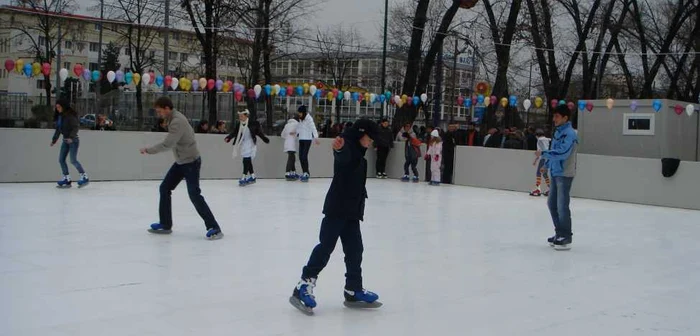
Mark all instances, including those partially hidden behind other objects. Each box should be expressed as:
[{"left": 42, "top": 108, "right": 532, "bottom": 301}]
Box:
[{"left": 231, "top": 120, "right": 248, "bottom": 159}]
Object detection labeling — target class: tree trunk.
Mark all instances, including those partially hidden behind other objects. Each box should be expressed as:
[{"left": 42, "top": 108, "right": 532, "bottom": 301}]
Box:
[
  {"left": 401, "top": 0, "right": 431, "bottom": 96},
  {"left": 248, "top": 0, "right": 265, "bottom": 120},
  {"left": 483, "top": 0, "right": 522, "bottom": 98},
  {"left": 263, "top": 0, "right": 273, "bottom": 131}
]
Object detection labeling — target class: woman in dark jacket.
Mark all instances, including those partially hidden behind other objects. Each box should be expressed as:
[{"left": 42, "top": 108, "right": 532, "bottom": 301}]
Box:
[{"left": 51, "top": 100, "right": 89, "bottom": 188}]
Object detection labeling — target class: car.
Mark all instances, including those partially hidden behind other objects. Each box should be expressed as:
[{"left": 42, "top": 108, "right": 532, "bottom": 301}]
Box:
[{"left": 80, "top": 114, "right": 112, "bottom": 127}]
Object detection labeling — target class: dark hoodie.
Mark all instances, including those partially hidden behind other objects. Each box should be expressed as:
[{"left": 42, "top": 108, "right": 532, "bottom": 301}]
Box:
[
  {"left": 322, "top": 119, "right": 378, "bottom": 221},
  {"left": 51, "top": 99, "right": 80, "bottom": 144}
]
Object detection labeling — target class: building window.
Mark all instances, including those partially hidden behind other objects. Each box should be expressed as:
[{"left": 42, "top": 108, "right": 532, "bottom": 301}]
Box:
[
  {"left": 623, "top": 113, "right": 655, "bottom": 136},
  {"left": 89, "top": 62, "right": 99, "bottom": 71},
  {"left": 63, "top": 62, "right": 71, "bottom": 70},
  {"left": 149, "top": 50, "right": 156, "bottom": 59},
  {"left": 124, "top": 47, "right": 131, "bottom": 56},
  {"left": 180, "top": 53, "right": 188, "bottom": 62},
  {"left": 172, "top": 32, "right": 180, "bottom": 40},
  {"left": 38, "top": 36, "right": 46, "bottom": 47},
  {"left": 168, "top": 51, "right": 177, "bottom": 60},
  {"left": 36, "top": 79, "right": 45, "bottom": 89},
  {"left": 89, "top": 42, "right": 100, "bottom": 52},
  {"left": 94, "top": 23, "right": 101, "bottom": 31},
  {"left": 64, "top": 40, "right": 72, "bottom": 49}
]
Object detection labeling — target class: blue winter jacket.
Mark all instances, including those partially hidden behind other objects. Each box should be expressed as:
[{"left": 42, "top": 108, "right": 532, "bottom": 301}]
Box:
[{"left": 542, "top": 122, "right": 578, "bottom": 177}]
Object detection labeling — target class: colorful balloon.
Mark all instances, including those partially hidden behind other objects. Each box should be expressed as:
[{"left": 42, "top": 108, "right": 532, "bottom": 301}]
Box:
[
  {"left": 464, "top": 97, "right": 472, "bottom": 108},
  {"left": 91, "top": 70, "right": 100, "bottom": 82},
  {"left": 192, "top": 78, "right": 199, "bottom": 91},
  {"left": 586, "top": 102, "right": 594, "bottom": 112},
  {"left": 309, "top": 85, "right": 317, "bottom": 96},
  {"left": 327, "top": 92, "right": 334, "bottom": 101},
  {"left": 630, "top": 100, "right": 638, "bottom": 112},
  {"left": 500, "top": 97, "right": 508, "bottom": 108},
  {"left": 578, "top": 100, "right": 586, "bottom": 111},
  {"left": 652, "top": 99, "right": 662, "bottom": 112},
  {"left": 264, "top": 84, "right": 271, "bottom": 96},
  {"left": 567, "top": 101, "right": 575, "bottom": 111},
  {"left": 207, "top": 79, "right": 215, "bottom": 91},
  {"left": 296, "top": 86, "right": 304, "bottom": 96},
  {"left": 107, "top": 71, "right": 116, "bottom": 83},
  {"left": 73, "top": 63, "right": 83, "bottom": 77},
  {"left": 606, "top": 98, "right": 614, "bottom": 110},
  {"left": 286, "top": 86, "right": 294, "bottom": 96},
  {"left": 15, "top": 59, "right": 25, "bottom": 74},
  {"left": 59, "top": 68, "right": 68, "bottom": 81},
  {"left": 420, "top": 93, "right": 428, "bottom": 103},
  {"left": 523, "top": 99, "right": 532, "bottom": 111},
  {"left": 171, "top": 78, "right": 179, "bottom": 91},
  {"left": 235, "top": 91, "right": 243, "bottom": 101},
  {"left": 141, "top": 73, "right": 151, "bottom": 87},
  {"left": 164, "top": 75, "right": 172, "bottom": 87},
  {"left": 216, "top": 79, "right": 224, "bottom": 91},
  {"left": 125, "top": 72, "right": 133, "bottom": 85},
  {"left": 686, "top": 104, "right": 695, "bottom": 117},
  {"left": 674, "top": 104, "right": 683, "bottom": 115},
  {"left": 550, "top": 99, "right": 558, "bottom": 109},
  {"left": 477, "top": 95, "right": 484, "bottom": 104},
  {"left": 509, "top": 95, "right": 517, "bottom": 107},
  {"left": 534, "top": 97, "right": 543, "bottom": 108},
  {"left": 484, "top": 96, "right": 491, "bottom": 107},
  {"left": 133, "top": 73, "right": 141, "bottom": 86},
  {"left": 115, "top": 70, "right": 124, "bottom": 82},
  {"left": 4, "top": 59, "right": 14, "bottom": 72},
  {"left": 303, "top": 83, "right": 309, "bottom": 94},
  {"left": 248, "top": 88, "right": 256, "bottom": 99},
  {"left": 41, "top": 63, "right": 51, "bottom": 76},
  {"left": 23, "top": 64, "right": 32, "bottom": 77},
  {"left": 413, "top": 96, "right": 420, "bottom": 106},
  {"left": 457, "top": 96, "right": 464, "bottom": 106}
]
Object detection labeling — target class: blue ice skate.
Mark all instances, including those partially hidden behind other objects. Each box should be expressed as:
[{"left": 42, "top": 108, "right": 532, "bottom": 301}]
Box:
[
  {"left": 429, "top": 181, "right": 440, "bottom": 186},
  {"left": 247, "top": 175, "right": 257, "bottom": 185},
  {"left": 206, "top": 228, "right": 224, "bottom": 240},
  {"left": 343, "top": 289, "right": 382, "bottom": 308},
  {"left": 56, "top": 176, "right": 72, "bottom": 189},
  {"left": 300, "top": 173, "right": 310, "bottom": 183},
  {"left": 77, "top": 174, "right": 90, "bottom": 188},
  {"left": 289, "top": 278, "right": 316, "bottom": 315},
  {"left": 147, "top": 223, "right": 172, "bottom": 234},
  {"left": 412, "top": 176, "right": 420, "bottom": 183},
  {"left": 401, "top": 175, "right": 410, "bottom": 182},
  {"left": 238, "top": 177, "right": 249, "bottom": 187}
]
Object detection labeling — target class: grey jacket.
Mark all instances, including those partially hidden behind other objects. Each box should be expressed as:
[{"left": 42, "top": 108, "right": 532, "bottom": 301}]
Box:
[{"left": 146, "top": 110, "right": 200, "bottom": 164}]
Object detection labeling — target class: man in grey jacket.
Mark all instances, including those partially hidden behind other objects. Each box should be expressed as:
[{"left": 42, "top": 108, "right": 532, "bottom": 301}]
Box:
[{"left": 140, "top": 96, "right": 223, "bottom": 240}]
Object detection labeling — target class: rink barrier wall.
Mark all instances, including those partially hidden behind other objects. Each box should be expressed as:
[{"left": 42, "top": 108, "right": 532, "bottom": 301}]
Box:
[
  {"left": 1, "top": 128, "right": 698, "bottom": 210},
  {"left": 0, "top": 128, "right": 426, "bottom": 183},
  {"left": 452, "top": 146, "right": 700, "bottom": 210}
]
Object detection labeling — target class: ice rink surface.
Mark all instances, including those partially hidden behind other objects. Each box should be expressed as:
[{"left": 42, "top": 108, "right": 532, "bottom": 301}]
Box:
[{"left": 1, "top": 178, "right": 700, "bottom": 336}]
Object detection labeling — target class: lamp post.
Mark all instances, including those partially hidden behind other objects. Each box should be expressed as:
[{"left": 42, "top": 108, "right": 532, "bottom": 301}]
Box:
[
  {"left": 163, "top": 0, "right": 170, "bottom": 93},
  {"left": 380, "top": 0, "right": 388, "bottom": 118}
]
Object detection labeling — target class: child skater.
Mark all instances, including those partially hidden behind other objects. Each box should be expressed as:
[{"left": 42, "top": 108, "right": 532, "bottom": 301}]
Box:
[
  {"left": 397, "top": 122, "right": 421, "bottom": 182},
  {"left": 281, "top": 117, "right": 299, "bottom": 180},
  {"left": 51, "top": 99, "right": 89, "bottom": 188},
  {"left": 529, "top": 129, "right": 551, "bottom": 197},
  {"left": 425, "top": 129, "right": 442, "bottom": 186},
  {"left": 289, "top": 119, "right": 382, "bottom": 316},
  {"left": 225, "top": 110, "right": 270, "bottom": 186}
]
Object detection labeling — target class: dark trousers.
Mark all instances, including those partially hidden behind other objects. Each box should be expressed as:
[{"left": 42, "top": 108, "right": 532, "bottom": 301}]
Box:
[
  {"left": 159, "top": 158, "right": 220, "bottom": 231},
  {"left": 424, "top": 157, "right": 431, "bottom": 181},
  {"left": 375, "top": 147, "right": 390, "bottom": 174},
  {"left": 302, "top": 217, "right": 364, "bottom": 291},
  {"left": 286, "top": 151, "right": 296, "bottom": 172},
  {"left": 403, "top": 157, "right": 419, "bottom": 176},
  {"left": 59, "top": 138, "right": 86, "bottom": 176},
  {"left": 442, "top": 152, "right": 454, "bottom": 184},
  {"left": 548, "top": 176, "right": 574, "bottom": 239},
  {"left": 242, "top": 157, "right": 254, "bottom": 175},
  {"left": 299, "top": 140, "right": 312, "bottom": 174}
]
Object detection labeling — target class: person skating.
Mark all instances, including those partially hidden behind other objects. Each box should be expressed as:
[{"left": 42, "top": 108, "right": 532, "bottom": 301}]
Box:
[
  {"left": 225, "top": 110, "right": 270, "bottom": 186},
  {"left": 289, "top": 119, "right": 382, "bottom": 315},
  {"left": 296, "top": 105, "right": 320, "bottom": 182},
  {"left": 374, "top": 118, "right": 394, "bottom": 178},
  {"left": 536, "top": 105, "right": 578, "bottom": 250},
  {"left": 425, "top": 130, "right": 443, "bottom": 186},
  {"left": 396, "top": 122, "right": 421, "bottom": 182},
  {"left": 140, "top": 97, "right": 223, "bottom": 240},
  {"left": 281, "top": 117, "right": 300, "bottom": 180},
  {"left": 529, "top": 129, "right": 551, "bottom": 197},
  {"left": 51, "top": 99, "right": 89, "bottom": 188}
]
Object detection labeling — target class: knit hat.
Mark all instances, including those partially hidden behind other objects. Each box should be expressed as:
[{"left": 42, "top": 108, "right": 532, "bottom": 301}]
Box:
[
  {"left": 298, "top": 105, "right": 307, "bottom": 113},
  {"left": 430, "top": 129, "right": 439, "bottom": 137},
  {"left": 350, "top": 119, "right": 379, "bottom": 140},
  {"left": 56, "top": 99, "right": 71, "bottom": 110}
]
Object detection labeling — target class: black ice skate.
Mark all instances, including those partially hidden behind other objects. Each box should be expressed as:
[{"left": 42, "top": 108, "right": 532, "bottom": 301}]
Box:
[
  {"left": 343, "top": 289, "right": 382, "bottom": 309},
  {"left": 552, "top": 236, "right": 572, "bottom": 250}
]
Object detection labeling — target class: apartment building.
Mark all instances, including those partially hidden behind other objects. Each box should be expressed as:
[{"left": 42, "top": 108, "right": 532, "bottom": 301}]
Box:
[{"left": 0, "top": 5, "right": 249, "bottom": 98}]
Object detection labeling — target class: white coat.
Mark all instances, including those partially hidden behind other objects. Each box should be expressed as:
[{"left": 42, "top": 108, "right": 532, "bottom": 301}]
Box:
[{"left": 281, "top": 119, "right": 299, "bottom": 152}]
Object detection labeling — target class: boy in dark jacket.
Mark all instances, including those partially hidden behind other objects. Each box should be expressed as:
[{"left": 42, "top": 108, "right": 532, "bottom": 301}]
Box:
[
  {"left": 51, "top": 99, "right": 89, "bottom": 188},
  {"left": 373, "top": 118, "right": 394, "bottom": 178},
  {"left": 290, "top": 119, "right": 382, "bottom": 315},
  {"left": 225, "top": 110, "right": 270, "bottom": 186}
]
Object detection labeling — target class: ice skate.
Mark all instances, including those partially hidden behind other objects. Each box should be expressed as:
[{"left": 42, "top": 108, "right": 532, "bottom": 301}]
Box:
[
  {"left": 206, "top": 228, "right": 224, "bottom": 240},
  {"left": 56, "top": 176, "right": 72, "bottom": 189},
  {"left": 401, "top": 175, "right": 409, "bottom": 182},
  {"left": 285, "top": 172, "right": 294, "bottom": 181},
  {"left": 238, "top": 176, "right": 249, "bottom": 187},
  {"left": 543, "top": 190, "right": 550, "bottom": 197},
  {"left": 289, "top": 278, "right": 316, "bottom": 315},
  {"left": 429, "top": 181, "right": 440, "bottom": 186},
  {"left": 147, "top": 223, "right": 172, "bottom": 234},
  {"left": 381, "top": 173, "right": 388, "bottom": 179},
  {"left": 547, "top": 235, "right": 556, "bottom": 247},
  {"left": 552, "top": 236, "right": 572, "bottom": 250},
  {"left": 300, "top": 173, "right": 310, "bottom": 182},
  {"left": 247, "top": 175, "right": 257, "bottom": 184},
  {"left": 529, "top": 188, "right": 541, "bottom": 197},
  {"left": 412, "top": 176, "right": 420, "bottom": 183},
  {"left": 376, "top": 174, "right": 382, "bottom": 179},
  {"left": 343, "top": 289, "right": 382, "bottom": 309},
  {"left": 77, "top": 174, "right": 90, "bottom": 188}
]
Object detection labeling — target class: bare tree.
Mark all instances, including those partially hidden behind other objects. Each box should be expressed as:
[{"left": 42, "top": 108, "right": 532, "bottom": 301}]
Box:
[
  {"left": 9, "top": 0, "right": 79, "bottom": 106},
  {"left": 315, "top": 25, "right": 364, "bottom": 122},
  {"left": 104, "top": 0, "right": 161, "bottom": 129}
]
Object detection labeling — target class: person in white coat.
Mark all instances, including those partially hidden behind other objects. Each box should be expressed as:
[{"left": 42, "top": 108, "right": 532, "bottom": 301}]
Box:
[
  {"left": 296, "top": 105, "right": 320, "bottom": 182},
  {"left": 282, "top": 117, "right": 299, "bottom": 180}
]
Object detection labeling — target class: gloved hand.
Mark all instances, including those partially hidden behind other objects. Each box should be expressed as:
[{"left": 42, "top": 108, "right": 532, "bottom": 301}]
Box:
[{"left": 434, "top": 154, "right": 440, "bottom": 162}]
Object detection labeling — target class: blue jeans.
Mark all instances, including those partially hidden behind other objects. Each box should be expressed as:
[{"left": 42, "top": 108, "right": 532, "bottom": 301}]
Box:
[
  {"left": 159, "top": 158, "right": 220, "bottom": 231},
  {"left": 302, "top": 217, "right": 364, "bottom": 291},
  {"left": 547, "top": 176, "right": 574, "bottom": 239},
  {"left": 59, "top": 138, "right": 86, "bottom": 176}
]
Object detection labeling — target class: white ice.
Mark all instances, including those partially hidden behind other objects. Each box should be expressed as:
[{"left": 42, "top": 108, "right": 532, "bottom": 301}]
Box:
[{"left": 1, "top": 179, "right": 700, "bottom": 336}]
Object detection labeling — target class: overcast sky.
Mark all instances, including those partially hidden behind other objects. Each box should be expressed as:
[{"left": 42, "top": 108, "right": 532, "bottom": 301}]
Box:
[{"left": 310, "top": 0, "right": 386, "bottom": 42}]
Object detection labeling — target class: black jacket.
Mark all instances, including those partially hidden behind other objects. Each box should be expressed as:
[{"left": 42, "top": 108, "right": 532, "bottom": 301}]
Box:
[
  {"left": 322, "top": 128, "right": 368, "bottom": 221},
  {"left": 374, "top": 126, "right": 394, "bottom": 149},
  {"left": 52, "top": 113, "right": 80, "bottom": 143},
  {"left": 225, "top": 120, "right": 270, "bottom": 145}
]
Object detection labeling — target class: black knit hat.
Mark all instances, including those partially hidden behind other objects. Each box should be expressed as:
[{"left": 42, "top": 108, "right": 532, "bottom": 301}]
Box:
[
  {"left": 350, "top": 119, "right": 379, "bottom": 140},
  {"left": 298, "top": 105, "right": 307, "bottom": 113},
  {"left": 56, "top": 99, "right": 71, "bottom": 110}
]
